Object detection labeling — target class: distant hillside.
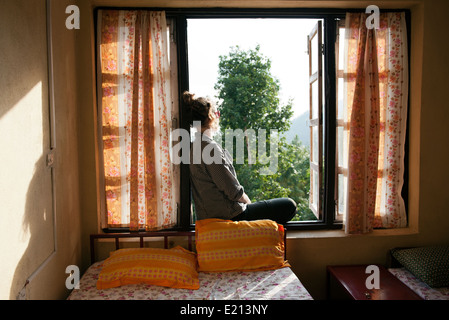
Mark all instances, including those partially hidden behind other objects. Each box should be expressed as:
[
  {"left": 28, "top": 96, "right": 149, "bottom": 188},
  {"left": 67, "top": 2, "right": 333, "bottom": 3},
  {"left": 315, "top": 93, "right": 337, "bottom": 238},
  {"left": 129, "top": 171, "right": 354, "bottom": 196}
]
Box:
[{"left": 283, "top": 112, "right": 309, "bottom": 149}]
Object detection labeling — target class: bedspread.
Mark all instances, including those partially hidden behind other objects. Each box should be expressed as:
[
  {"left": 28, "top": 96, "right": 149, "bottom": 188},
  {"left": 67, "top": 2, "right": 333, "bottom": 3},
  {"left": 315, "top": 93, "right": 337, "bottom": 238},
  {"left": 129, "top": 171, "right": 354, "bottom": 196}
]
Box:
[
  {"left": 67, "top": 262, "right": 312, "bottom": 300},
  {"left": 389, "top": 268, "right": 449, "bottom": 300}
]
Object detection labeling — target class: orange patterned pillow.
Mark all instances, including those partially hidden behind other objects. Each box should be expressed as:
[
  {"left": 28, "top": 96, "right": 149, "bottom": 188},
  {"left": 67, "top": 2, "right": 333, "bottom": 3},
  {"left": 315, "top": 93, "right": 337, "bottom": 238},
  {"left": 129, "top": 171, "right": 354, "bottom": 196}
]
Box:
[
  {"left": 96, "top": 246, "right": 199, "bottom": 290},
  {"left": 195, "top": 219, "right": 290, "bottom": 272}
]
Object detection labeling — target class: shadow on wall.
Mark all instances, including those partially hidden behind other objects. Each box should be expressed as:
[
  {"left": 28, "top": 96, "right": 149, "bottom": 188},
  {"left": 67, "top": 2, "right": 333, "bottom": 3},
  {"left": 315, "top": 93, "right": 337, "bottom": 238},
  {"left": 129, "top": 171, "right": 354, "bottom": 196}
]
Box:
[
  {"left": 0, "top": 0, "right": 56, "bottom": 300},
  {"left": 10, "top": 153, "right": 55, "bottom": 300}
]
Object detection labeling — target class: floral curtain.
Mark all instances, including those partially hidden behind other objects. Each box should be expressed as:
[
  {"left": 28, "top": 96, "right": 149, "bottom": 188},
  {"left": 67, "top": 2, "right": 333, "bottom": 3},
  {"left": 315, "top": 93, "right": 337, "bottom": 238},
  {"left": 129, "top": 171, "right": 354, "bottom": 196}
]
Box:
[
  {"left": 98, "top": 10, "right": 175, "bottom": 231},
  {"left": 343, "top": 12, "right": 408, "bottom": 234}
]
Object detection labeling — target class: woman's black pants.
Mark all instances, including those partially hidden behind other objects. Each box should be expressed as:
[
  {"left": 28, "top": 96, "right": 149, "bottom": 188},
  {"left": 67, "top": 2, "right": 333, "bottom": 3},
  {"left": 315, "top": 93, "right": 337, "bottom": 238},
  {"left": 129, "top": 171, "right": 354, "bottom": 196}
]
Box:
[{"left": 232, "top": 197, "right": 297, "bottom": 225}]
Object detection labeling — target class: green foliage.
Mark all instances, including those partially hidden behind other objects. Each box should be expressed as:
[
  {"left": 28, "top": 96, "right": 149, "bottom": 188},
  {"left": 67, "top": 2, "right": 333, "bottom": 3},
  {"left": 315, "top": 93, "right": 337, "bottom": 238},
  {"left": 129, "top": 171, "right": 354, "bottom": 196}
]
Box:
[
  {"left": 215, "top": 45, "right": 293, "bottom": 132},
  {"left": 215, "top": 45, "right": 316, "bottom": 221}
]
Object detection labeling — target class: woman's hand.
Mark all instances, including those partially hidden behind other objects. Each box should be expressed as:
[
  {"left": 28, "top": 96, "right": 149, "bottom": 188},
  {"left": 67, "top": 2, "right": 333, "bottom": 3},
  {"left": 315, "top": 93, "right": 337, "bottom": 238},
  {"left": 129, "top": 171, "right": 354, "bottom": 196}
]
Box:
[{"left": 238, "top": 193, "right": 251, "bottom": 204}]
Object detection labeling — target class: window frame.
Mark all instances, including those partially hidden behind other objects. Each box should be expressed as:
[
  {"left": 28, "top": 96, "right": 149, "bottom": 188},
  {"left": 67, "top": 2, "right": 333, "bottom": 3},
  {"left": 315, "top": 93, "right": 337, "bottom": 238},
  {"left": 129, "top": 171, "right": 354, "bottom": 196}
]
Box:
[
  {"left": 169, "top": 8, "right": 346, "bottom": 231},
  {"left": 307, "top": 19, "right": 324, "bottom": 220}
]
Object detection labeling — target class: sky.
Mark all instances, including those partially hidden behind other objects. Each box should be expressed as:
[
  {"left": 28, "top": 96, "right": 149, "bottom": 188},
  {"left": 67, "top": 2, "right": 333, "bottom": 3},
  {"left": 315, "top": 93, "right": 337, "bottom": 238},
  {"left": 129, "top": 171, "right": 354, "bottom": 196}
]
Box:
[{"left": 186, "top": 18, "right": 321, "bottom": 120}]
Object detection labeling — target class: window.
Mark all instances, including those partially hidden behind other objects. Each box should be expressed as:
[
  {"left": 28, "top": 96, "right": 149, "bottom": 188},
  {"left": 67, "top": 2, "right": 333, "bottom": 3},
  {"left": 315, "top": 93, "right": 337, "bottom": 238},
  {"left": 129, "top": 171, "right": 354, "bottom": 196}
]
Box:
[
  {"left": 168, "top": 10, "right": 347, "bottom": 231},
  {"left": 335, "top": 19, "right": 346, "bottom": 223},
  {"left": 186, "top": 18, "right": 323, "bottom": 223},
  {"left": 307, "top": 19, "right": 323, "bottom": 220},
  {"left": 96, "top": 8, "right": 410, "bottom": 232}
]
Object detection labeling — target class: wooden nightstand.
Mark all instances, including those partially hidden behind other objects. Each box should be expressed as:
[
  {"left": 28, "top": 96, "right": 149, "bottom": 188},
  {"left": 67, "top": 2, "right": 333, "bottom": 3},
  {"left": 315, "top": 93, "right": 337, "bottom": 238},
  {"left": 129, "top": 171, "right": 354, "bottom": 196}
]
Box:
[{"left": 326, "top": 265, "right": 422, "bottom": 300}]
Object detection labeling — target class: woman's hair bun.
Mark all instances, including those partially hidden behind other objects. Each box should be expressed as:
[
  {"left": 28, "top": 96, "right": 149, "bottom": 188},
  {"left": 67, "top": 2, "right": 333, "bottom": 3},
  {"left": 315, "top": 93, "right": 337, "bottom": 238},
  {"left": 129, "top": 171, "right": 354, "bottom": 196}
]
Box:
[
  {"left": 183, "top": 91, "right": 195, "bottom": 106},
  {"left": 182, "top": 91, "right": 215, "bottom": 128}
]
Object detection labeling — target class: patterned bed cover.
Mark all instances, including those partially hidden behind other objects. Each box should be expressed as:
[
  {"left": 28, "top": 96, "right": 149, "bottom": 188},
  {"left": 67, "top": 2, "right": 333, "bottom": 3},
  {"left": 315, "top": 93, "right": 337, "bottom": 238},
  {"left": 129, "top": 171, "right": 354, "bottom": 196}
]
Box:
[
  {"left": 67, "top": 262, "right": 313, "bottom": 300},
  {"left": 389, "top": 268, "right": 449, "bottom": 300}
]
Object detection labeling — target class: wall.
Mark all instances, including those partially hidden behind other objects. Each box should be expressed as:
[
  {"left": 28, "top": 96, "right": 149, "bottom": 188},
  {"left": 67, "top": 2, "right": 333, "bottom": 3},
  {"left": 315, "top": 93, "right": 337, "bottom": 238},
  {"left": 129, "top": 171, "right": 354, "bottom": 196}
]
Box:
[
  {"left": 2, "top": 0, "right": 448, "bottom": 300},
  {"left": 76, "top": 0, "right": 449, "bottom": 300},
  {"left": 0, "top": 0, "right": 82, "bottom": 299}
]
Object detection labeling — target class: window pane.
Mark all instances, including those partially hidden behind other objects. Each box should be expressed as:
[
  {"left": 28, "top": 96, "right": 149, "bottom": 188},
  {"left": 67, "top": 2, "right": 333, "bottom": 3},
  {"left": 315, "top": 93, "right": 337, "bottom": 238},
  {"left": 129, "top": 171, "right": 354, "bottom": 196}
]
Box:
[
  {"left": 338, "top": 27, "right": 345, "bottom": 69},
  {"left": 312, "top": 169, "right": 319, "bottom": 208},
  {"left": 311, "top": 33, "right": 318, "bottom": 75},
  {"left": 312, "top": 125, "right": 318, "bottom": 163},
  {"left": 337, "top": 77, "right": 344, "bottom": 119},
  {"left": 337, "top": 173, "right": 346, "bottom": 220},
  {"left": 311, "top": 80, "right": 318, "bottom": 119},
  {"left": 337, "top": 126, "right": 344, "bottom": 167}
]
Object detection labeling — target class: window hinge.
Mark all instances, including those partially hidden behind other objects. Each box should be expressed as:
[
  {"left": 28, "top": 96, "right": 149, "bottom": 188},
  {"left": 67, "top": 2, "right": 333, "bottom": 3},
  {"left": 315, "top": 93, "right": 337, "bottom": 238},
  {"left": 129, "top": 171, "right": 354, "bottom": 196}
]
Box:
[
  {"left": 46, "top": 149, "right": 55, "bottom": 168},
  {"left": 172, "top": 117, "right": 178, "bottom": 129}
]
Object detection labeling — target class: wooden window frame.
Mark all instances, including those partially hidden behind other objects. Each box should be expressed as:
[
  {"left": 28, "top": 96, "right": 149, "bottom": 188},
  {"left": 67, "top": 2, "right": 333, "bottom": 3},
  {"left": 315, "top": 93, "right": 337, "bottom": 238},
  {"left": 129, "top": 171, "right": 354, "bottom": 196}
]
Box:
[
  {"left": 169, "top": 9, "right": 345, "bottom": 231},
  {"left": 307, "top": 20, "right": 323, "bottom": 220}
]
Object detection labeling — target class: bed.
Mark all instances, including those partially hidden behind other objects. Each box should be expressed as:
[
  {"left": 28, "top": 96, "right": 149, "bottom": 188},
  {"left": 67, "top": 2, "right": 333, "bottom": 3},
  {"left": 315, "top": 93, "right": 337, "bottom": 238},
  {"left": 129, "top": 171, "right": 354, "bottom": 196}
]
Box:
[
  {"left": 387, "top": 245, "right": 449, "bottom": 300},
  {"left": 67, "top": 219, "right": 313, "bottom": 300}
]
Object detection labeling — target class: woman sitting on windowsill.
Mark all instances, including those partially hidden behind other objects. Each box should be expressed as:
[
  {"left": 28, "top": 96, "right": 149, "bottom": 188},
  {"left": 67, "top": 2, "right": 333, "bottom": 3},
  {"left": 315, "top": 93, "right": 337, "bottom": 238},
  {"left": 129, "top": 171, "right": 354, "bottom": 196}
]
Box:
[{"left": 183, "top": 91, "right": 296, "bottom": 225}]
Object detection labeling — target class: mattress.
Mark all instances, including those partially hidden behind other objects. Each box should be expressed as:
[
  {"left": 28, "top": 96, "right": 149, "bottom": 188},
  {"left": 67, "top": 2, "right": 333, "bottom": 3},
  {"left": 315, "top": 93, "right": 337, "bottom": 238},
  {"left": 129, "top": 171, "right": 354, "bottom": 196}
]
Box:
[
  {"left": 67, "top": 261, "right": 313, "bottom": 300},
  {"left": 388, "top": 268, "right": 449, "bottom": 300}
]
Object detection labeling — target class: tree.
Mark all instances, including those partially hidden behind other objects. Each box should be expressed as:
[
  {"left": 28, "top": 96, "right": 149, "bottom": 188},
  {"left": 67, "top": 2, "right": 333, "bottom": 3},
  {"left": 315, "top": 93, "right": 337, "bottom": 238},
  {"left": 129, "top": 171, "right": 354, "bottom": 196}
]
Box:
[
  {"left": 278, "top": 135, "right": 316, "bottom": 221},
  {"left": 215, "top": 45, "right": 315, "bottom": 221},
  {"left": 215, "top": 45, "right": 292, "bottom": 133}
]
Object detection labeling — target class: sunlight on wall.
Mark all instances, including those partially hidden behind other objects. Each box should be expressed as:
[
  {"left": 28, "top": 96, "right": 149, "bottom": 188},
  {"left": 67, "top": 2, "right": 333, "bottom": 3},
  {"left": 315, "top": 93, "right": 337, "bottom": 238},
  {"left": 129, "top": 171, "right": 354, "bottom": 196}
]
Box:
[{"left": 0, "top": 81, "right": 46, "bottom": 299}]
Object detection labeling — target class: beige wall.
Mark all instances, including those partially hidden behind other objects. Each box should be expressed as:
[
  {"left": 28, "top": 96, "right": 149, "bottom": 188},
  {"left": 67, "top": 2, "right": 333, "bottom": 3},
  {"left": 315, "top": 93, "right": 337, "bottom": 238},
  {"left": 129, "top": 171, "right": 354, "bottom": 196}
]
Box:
[
  {"left": 1, "top": 0, "right": 449, "bottom": 300},
  {"left": 0, "top": 0, "right": 82, "bottom": 299}
]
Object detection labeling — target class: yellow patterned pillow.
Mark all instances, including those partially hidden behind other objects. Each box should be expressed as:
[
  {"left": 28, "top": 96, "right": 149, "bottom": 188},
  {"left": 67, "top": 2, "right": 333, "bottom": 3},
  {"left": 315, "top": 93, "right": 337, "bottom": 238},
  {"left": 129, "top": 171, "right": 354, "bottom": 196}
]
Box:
[
  {"left": 195, "top": 219, "right": 290, "bottom": 272},
  {"left": 96, "top": 246, "right": 199, "bottom": 290}
]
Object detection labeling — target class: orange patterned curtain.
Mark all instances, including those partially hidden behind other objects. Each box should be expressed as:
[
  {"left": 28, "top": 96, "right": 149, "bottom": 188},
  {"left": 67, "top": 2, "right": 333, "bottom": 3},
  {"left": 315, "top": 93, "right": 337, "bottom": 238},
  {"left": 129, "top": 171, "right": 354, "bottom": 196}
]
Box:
[
  {"left": 98, "top": 10, "right": 175, "bottom": 231},
  {"left": 343, "top": 12, "right": 408, "bottom": 234}
]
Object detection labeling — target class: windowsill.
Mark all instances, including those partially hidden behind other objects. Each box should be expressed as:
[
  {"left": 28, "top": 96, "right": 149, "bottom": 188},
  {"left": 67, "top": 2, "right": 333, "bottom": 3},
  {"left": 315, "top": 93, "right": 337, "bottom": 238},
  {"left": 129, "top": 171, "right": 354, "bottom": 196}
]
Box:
[{"left": 286, "top": 226, "right": 419, "bottom": 239}]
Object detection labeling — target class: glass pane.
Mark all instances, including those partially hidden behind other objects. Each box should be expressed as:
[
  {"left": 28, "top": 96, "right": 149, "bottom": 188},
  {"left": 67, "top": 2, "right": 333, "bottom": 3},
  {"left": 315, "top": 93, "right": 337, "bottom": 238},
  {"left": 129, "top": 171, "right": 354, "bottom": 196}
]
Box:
[
  {"left": 309, "top": 169, "right": 315, "bottom": 206},
  {"left": 337, "top": 77, "right": 344, "bottom": 119},
  {"left": 312, "top": 126, "right": 318, "bottom": 163},
  {"left": 338, "top": 27, "right": 345, "bottom": 69},
  {"left": 313, "top": 170, "right": 319, "bottom": 208},
  {"left": 311, "top": 80, "right": 318, "bottom": 119},
  {"left": 337, "top": 126, "right": 344, "bottom": 167},
  {"left": 337, "top": 173, "right": 346, "bottom": 219},
  {"left": 311, "top": 33, "right": 318, "bottom": 75}
]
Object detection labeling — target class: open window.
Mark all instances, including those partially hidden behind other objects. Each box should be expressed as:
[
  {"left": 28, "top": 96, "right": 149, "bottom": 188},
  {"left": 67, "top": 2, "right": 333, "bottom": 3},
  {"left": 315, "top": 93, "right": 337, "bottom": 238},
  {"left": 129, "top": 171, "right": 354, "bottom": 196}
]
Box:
[
  {"left": 179, "top": 14, "right": 344, "bottom": 229},
  {"left": 186, "top": 18, "right": 323, "bottom": 224},
  {"left": 307, "top": 20, "right": 323, "bottom": 220},
  {"left": 335, "top": 19, "right": 346, "bottom": 223}
]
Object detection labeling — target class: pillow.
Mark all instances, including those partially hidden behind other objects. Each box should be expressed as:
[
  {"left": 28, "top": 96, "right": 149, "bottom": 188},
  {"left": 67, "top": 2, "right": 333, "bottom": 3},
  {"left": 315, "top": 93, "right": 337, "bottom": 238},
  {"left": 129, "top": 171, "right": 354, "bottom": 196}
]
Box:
[
  {"left": 96, "top": 246, "right": 199, "bottom": 290},
  {"left": 195, "top": 218, "right": 290, "bottom": 272},
  {"left": 391, "top": 245, "right": 449, "bottom": 288}
]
